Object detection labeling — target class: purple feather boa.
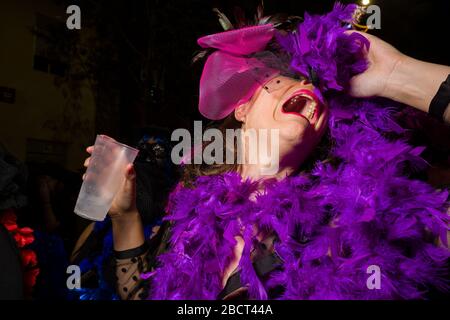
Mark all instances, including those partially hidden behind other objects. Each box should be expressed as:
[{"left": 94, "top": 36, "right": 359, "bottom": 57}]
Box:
[
  {"left": 277, "top": 3, "right": 370, "bottom": 102},
  {"left": 144, "top": 4, "right": 449, "bottom": 300}
]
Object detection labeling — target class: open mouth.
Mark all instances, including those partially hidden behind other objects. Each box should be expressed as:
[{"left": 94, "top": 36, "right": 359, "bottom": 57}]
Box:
[{"left": 281, "top": 89, "right": 320, "bottom": 124}]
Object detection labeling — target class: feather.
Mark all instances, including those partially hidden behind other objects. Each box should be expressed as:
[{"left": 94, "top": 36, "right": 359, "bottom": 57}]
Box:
[
  {"left": 192, "top": 49, "right": 211, "bottom": 64},
  {"left": 212, "top": 8, "right": 233, "bottom": 31},
  {"left": 277, "top": 2, "right": 369, "bottom": 96},
  {"left": 255, "top": 0, "right": 265, "bottom": 23}
]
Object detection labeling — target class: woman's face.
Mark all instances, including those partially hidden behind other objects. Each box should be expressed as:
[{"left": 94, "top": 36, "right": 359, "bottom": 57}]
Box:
[{"left": 234, "top": 75, "right": 329, "bottom": 170}]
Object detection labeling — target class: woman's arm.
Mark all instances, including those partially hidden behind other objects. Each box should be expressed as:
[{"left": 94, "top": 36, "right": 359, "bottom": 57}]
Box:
[
  {"left": 383, "top": 56, "right": 450, "bottom": 118},
  {"left": 84, "top": 146, "right": 145, "bottom": 251},
  {"left": 111, "top": 210, "right": 145, "bottom": 251},
  {"left": 108, "top": 166, "right": 146, "bottom": 254},
  {"left": 83, "top": 147, "right": 148, "bottom": 299},
  {"left": 349, "top": 32, "right": 450, "bottom": 123}
]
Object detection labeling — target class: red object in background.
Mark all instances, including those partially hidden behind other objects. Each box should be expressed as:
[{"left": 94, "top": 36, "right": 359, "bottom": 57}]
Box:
[
  {"left": 0, "top": 209, "right": 40, "bottom": 298},
  {"left": 21, "top": 249, "right": 38, "bottom": 267}
]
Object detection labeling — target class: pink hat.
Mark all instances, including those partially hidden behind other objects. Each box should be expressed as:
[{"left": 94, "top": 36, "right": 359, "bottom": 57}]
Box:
[{"left": 197, "top": 24, "right": 280, "bottom": 120}]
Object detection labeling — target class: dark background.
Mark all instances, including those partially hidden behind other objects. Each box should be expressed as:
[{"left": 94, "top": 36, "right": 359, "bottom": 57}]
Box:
[{"left": 2, "top": 0, "right": 449, "bottom": 166}]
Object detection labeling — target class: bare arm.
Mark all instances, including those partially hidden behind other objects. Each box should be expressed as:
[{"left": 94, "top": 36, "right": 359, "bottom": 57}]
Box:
[
  {"left": 111, "top": 210, "right": 145, "bottom": 251},
  {"left": 383, "top": 56, "right": 450, "bottom": 118},
  {"left": 349, "top": 32, "right": 450, "bottom": 123}
]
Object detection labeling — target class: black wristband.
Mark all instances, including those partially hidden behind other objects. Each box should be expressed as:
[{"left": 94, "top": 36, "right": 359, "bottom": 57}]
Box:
[
  {"left": 429, "top": 74, "right": 450, "bottom": 120},
  {"left": 113, "top": 241, "right": 149, "bottom": 259}
]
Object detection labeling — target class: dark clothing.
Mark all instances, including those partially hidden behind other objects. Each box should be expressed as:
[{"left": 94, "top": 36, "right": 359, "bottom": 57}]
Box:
[
  {"left": 0, "top": 224, "right": 24, "bottom": 299},
  {"left": 113, "top": 222, "right": 282, "bottom": 300}
]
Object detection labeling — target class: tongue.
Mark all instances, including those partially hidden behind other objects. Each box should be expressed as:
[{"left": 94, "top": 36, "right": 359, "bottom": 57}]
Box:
[{"left": 282, "top": 96, "right": 308, "bottom": 115}]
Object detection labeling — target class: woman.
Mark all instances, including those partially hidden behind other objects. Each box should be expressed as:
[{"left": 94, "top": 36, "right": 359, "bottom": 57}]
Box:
[
  {"left": 70, "top": 133, "right": 176, "bottom": 300},
  {"left": 82, "top": 3, "right": 449, "bottom": 299}
]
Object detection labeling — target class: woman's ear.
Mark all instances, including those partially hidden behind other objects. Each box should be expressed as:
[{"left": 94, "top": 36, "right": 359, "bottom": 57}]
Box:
[{"left": 234, "top": 102, "right": 250, "bottom": 122}]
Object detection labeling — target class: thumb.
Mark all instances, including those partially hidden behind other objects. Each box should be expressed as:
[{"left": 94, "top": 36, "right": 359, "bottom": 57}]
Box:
[
  {"left": 123, "top": 163, "right": 136, "bottom": 194},
  {"left": 348, "top": 73, "right": 364, "bottom": 97},
  {"left": 348, "top": 71, "right": 373, "bottom": 98}
]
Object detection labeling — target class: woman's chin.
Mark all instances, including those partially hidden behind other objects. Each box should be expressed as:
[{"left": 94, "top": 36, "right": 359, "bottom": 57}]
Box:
[{"left": 279, "top": 121, "right": 313, "bottom": 143}]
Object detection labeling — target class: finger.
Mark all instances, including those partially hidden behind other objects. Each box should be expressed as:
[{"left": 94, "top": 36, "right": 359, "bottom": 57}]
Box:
[
  {"left": 86, "top": 146, "right": 94, "bottom": 154},
  {"left": 125, "top": 163, "right": 136, "bottom": 180},
  {"left": 83, "top": 157, "right": 91, "bottom": 167},
  {"left": 348, "top": 73, "right": 367, "bottom": 97},
  {"left": 122, "top": 164, "right": 136, "bottom": 196}
]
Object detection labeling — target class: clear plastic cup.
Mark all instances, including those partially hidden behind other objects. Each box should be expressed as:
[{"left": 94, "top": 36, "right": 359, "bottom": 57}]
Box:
[{"left": 74, "top": 135, "right": 139, "bottom": 221}]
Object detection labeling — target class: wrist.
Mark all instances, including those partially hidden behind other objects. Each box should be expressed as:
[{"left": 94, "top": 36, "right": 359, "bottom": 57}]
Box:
[
  {"left": 111, "top": 210, "right": 145, "bottom": 251},
  {"left": 110, "top": 209, "right": 140, "bottom": 225},
  {"left": 383, "top": 55, "right": 450, "bottom": 113},
  {"left": 383, "top": 54, "right": 413, "bottom": 100}
]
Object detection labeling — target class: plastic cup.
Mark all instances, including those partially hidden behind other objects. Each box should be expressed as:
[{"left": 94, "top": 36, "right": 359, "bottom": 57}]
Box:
[{"left": 74, "top": 135, "right": 139, "bottom": 221}]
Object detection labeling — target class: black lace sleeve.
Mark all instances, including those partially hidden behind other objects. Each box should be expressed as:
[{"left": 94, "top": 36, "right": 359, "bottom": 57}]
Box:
[{"left": 114, "top": 221, "right": 171, "bottom": 300}]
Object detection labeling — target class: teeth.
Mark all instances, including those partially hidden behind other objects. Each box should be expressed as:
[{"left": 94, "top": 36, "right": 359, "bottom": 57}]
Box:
[
  {"left": 283, "top": 93, "right": 317, "bottom": 121},
  {"left": 306, "top": 105, "right": 315, "bottom": 120},
  {"left": 297, "top": 94, "right": 315, "bottom": 120}
]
